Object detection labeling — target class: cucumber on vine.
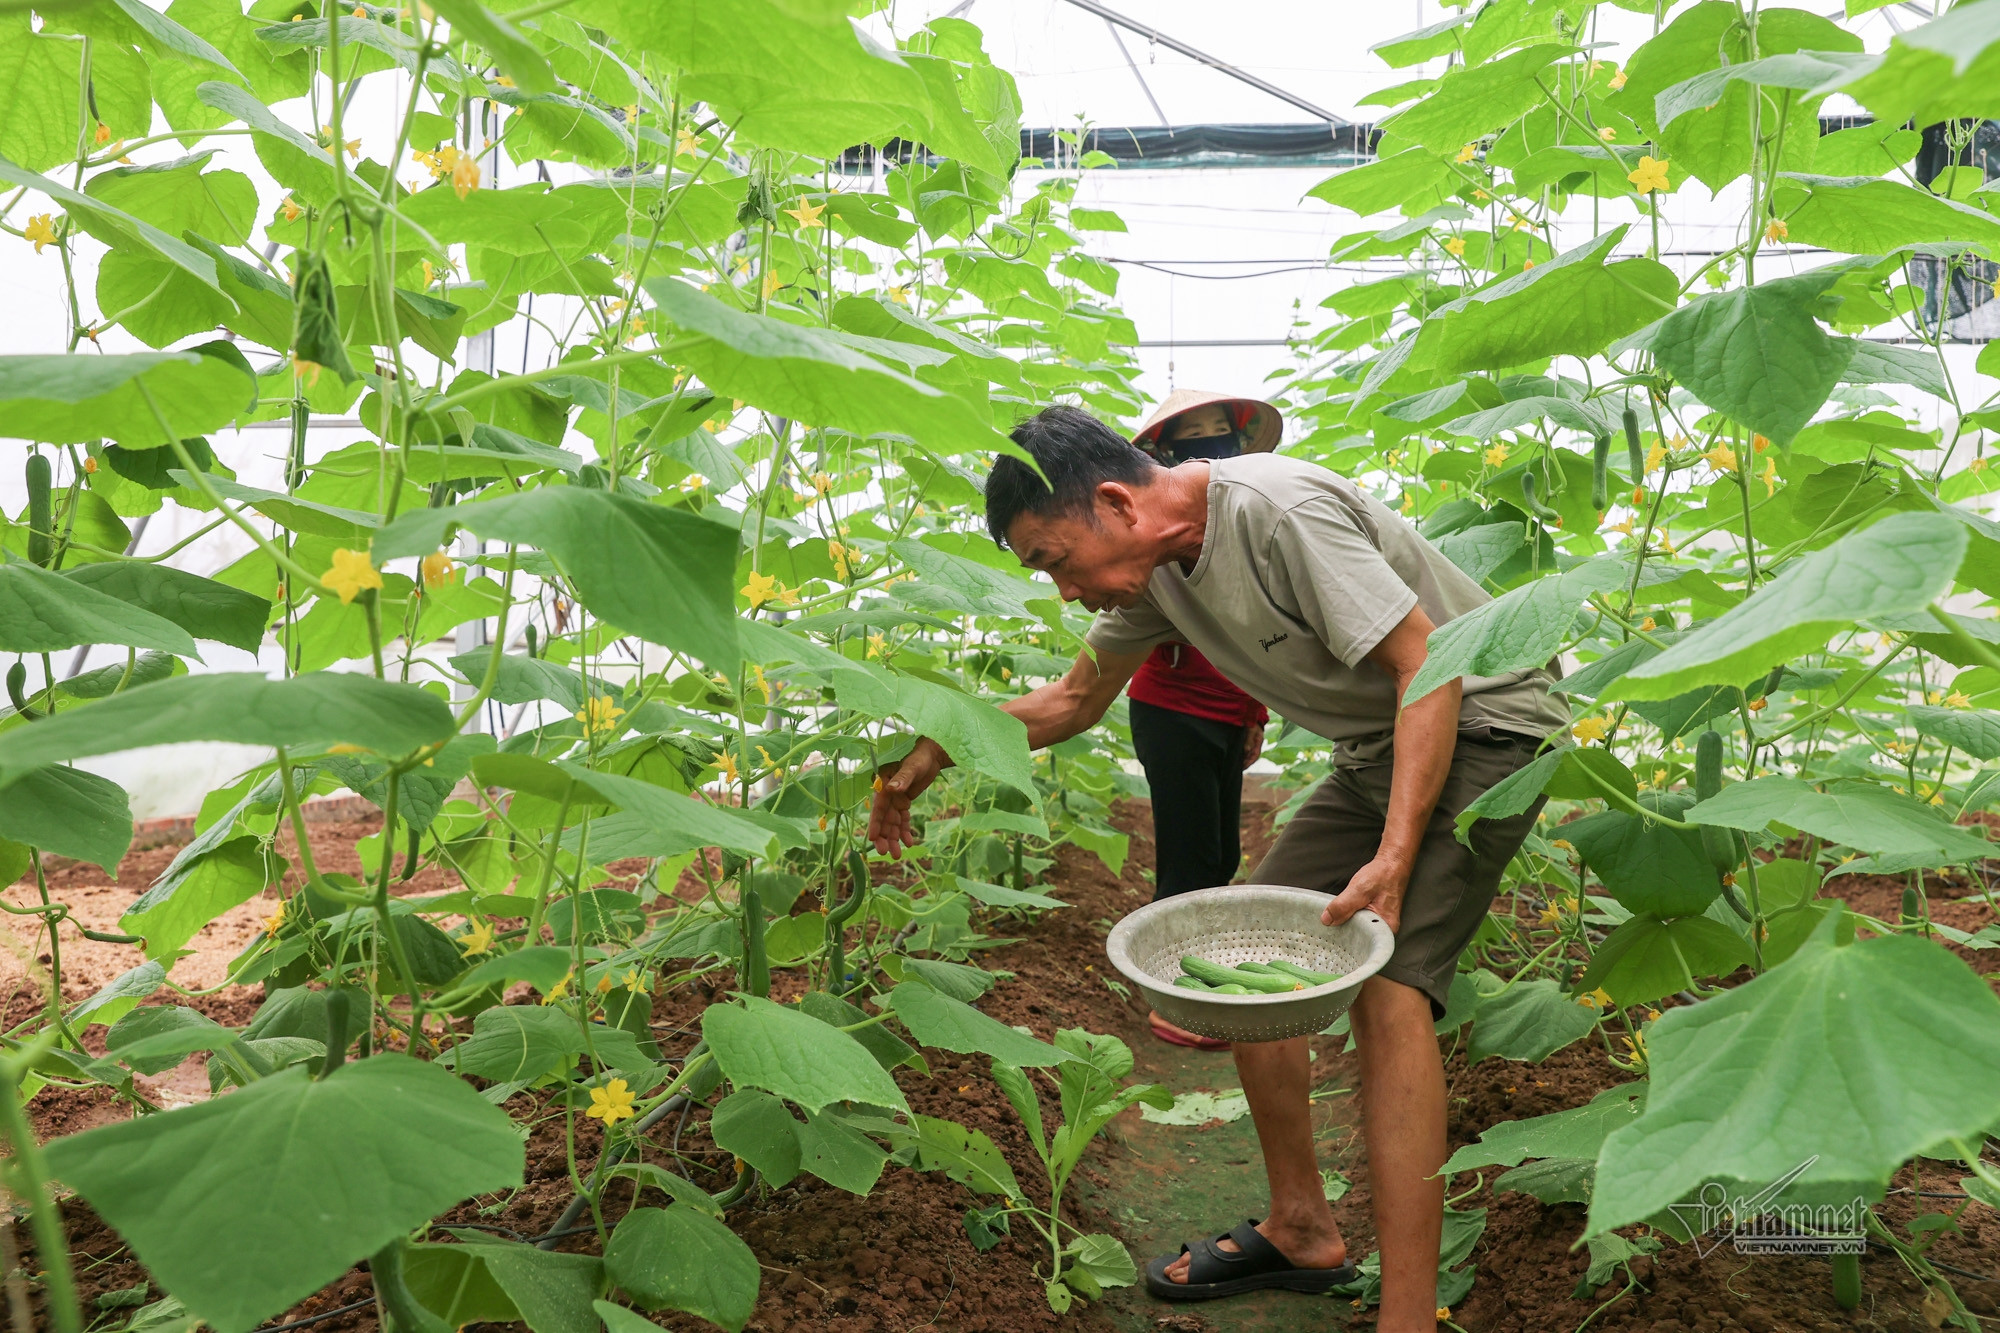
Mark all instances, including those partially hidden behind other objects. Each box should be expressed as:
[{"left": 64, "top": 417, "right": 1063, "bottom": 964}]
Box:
[
  {"left": 1622, "top": 405, "right": 1645, "bottom": 490},
  {"left": 25, "top": 453, "right": 52, "bottom": 568},
  {"left": 1591, "top": 432, "right": 1611, "bottom": 511},
  {"left": 5, "top": 662, "right": 40, "bottom": 720},
  {"left": 1520, "top": 470, "right": 1561, "bottom": 525},
  {"left": 1695, "top": 730, "right": 1743, "bottom": 883}
]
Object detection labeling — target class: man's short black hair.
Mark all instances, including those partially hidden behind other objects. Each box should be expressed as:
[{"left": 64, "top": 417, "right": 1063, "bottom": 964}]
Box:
[{"left": 985, "top": 404, "right": 1160, "bottom": 548}]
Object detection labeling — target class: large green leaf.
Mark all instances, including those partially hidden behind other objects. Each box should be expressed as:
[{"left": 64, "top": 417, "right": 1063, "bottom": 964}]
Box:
[
  {"left": 551, "top": 764, "right": 780, "bottom": 861},
  {"left": 1442, "top": 396, "right": 1610, "bottom": 440},
  {"left": 1468, "top": 978, "right": 1600, "bottom": 1063},
  {"left": 891, "top": 1112, "right": 1023, "bottom": 1200},
  {"left": 1648, "top": 266, "right": 1857, "bottom": 447},
  {"left": 1655, "top": 52, "right": 1867, "bottom": 129},
  {"left": 0, "top": 764, "right": 132, "bottom": 871},
  {"left": 1312, "top": 149, "right": 1456, "bottom": 217},
  {"left": 0, "top": 18, "right": 100, "bottom": 172},
  {"left": 0, "top": 156, "right": 223, "bottom": 293},
  {"left": 570, "top": 0, "right": 932, "bottom": 159},
  {"left": 0, "top": 671, "right": 455, "bottom": 789},
  {"left": 450, "top": 649, "right": 587, "bottom": 710},
  {"left": 84, "top": 152, "right": 258, "bottom": 247},
  {"left": 1588, "top": 907, "right": 2000, "bottom": 1235},
  {"left": 1613, "top": 512, "right": 1966, "bottom": 700},
  {"left": 64, "top": 0, "right": 242, "bottom": 76},
  {"left": 193, "top": 79, "right": 337, "bottom": 199},
  {"left": 798, "top": 1105, "right": 890, "bottom": 1194},
  {"left": 64, "top": 562, "right": 269, "bottom": 654},
  {"left": 1817, "top": 0, "right": 2000, "bottom": 127},
  {"left": 709, "top": 1088, "right": 804, "bottom": 1187},
  {"left": 424, "top": 0, "right": 555, "bottom": 92},
  {"left": 43, "top": 1055, "right": 524, "bottom": 1333},
  {"left": 1378, "top": 43, "right": 1569, "bottom": 150},
  {"left": 700, "top": 995, "right": 908, "bottom": 1113},
  {"left": 0, "top": 560, "right": 200, "bottom": 657},
  {"left": 894, "top": 678, "right": 1035, "bottom": 799},
  {"left": 602, "top": 1207, "right": 760, "bottom": 1332},
  {"left": 642, "top": 279, "right": 1023, "bottom": 461},
  {"left": 402, "top": 1241, "right": 602, "bottom": 1333},
  {"left": 1442, "top": 1083, "right": 1648, "bottom": 1173},
  {"left": 1405, "top": 558, "right": 1625, "bottom": 705},
  {"left": 0, "top": 348, "right": 255, "bottom": 446},
  {"left": 445, "top": 1007, "right": 644, "bottom": 1082},
  {"left": 1453, "top": 744, "right": 1565, "bottom": 843},
  {"left": 888, "top": 536, "right": 1049, "bottom": 619},
  {"left": 1407, "top": 228, "right": 1677, "bottom": 376},
  {"left": 885, "top": 981, "right": 1074, "bottom": 1068},
  {"left": 1572, "top": 914, "right": 1753, "bottom": 1007},
  {"left": 121, "top": 836, "right": 283, "bottom": 961},
  {"left": 374, "top": 486, "right": 738, "bottom": 669},
  {"left": 1774, "top": 175, "right": 2000, "bottom": 254},
  {"left": 1907, "top": 704, "right": 2000, "bottom": 761},
  {"left": 1685, "top": 776, "right": 1993, "bottom": 862},
  {"left": 736, "top": 618, "right": 896, "bottom": 716},
  {"left": 1562, "top": 792, "right": 1721, "bottom": 918}
]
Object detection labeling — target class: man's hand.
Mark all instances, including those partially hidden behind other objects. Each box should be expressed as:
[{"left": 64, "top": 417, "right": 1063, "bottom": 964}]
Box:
[
  {"left": 868, "top": 736, "right": 952, "bottom": 857},
  {"left": 1242, "top": 722, "right": 1264, "bottom": 770},
  {"left": 1321, "top": 855, "right": 1410, "bottom": 933}
]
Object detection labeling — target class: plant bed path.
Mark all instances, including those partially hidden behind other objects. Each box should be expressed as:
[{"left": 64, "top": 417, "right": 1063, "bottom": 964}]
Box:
[{"left": 14, "top": 794, "right": 2000, "bottom": 1333}]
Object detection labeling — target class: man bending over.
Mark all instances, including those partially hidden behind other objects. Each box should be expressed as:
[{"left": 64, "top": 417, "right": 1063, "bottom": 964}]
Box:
[{"left": 867, "top": 404, "right": 1567, "bottom": 1330}]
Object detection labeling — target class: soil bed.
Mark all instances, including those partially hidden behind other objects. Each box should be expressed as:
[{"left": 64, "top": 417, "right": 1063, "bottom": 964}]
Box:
[{"left": 12, "top": 793, "right": 2000, "bottom": 1333}]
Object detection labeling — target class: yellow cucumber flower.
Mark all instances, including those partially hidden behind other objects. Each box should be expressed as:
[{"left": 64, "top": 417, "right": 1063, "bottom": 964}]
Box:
[
  {"left": 1571, "top": 715, "right": 1612, "bottom": 744},
  {"left": 459, "top": 918, "right": 494, "bottom": 956},
  {"left": 740, "top": 569, "right": 778, "bottom": 608},
  {"left": 1627, "top": 155, "right": 1671, "bottom": 195},
  {"left": 420, "top": 549, "right": 455, "bottom": 589},
  {"left": 588, "top": 1077, "right": 636, "bottom": 1125},
  {"left": 322, "top": 548, "right": 382, "bottom": 604},
  {"left": 576, "top": 695, "right": 626, "bottom": 736}
]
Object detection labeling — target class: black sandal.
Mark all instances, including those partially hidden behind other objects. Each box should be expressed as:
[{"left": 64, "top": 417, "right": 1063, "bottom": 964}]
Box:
[{"left": 1144, "top": 1219, "right": 1359, "bottom": 1301}]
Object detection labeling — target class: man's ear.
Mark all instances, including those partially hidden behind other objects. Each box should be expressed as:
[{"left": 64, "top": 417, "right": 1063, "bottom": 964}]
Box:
[{"left": 1096, "top": 480, "right": 1142, "bottom": 528}]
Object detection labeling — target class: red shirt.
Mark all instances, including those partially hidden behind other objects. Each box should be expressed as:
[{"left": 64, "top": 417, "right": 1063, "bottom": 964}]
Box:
[{"left": 1128, "top": 642, "right": 1269, "bottom": 729}]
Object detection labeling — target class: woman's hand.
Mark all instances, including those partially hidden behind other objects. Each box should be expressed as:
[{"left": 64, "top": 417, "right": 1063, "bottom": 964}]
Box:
[
  {"left": 1242, "top": 722, "right": 1264, "bottom": 769},
  {"left": 867, "top": 736, "right": 952, "bottom": 857}
]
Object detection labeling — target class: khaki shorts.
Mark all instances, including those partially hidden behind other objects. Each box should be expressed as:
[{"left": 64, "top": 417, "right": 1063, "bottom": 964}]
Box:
[{"left": 1250, "top": 727, "right": 1550, "bottom": 1022}]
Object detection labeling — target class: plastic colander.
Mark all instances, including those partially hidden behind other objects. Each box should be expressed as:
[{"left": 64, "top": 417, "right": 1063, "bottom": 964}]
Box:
[{"left": 1104, "top": 885, "right": 1397, "bottom": 1043}]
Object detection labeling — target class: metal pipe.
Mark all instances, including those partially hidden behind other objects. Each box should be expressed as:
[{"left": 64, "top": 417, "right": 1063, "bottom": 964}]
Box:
[
  {"left": 1056, "top": 0, "right": 1347, "bottom": 125},
  {"left": 1103, "top": 19, "right": 1170, "bottom": 129}
]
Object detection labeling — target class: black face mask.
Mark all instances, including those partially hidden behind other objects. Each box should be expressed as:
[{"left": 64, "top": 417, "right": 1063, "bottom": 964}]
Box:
[{"left": 1166, "top": 429, "right": 1243, "bottom": 463}]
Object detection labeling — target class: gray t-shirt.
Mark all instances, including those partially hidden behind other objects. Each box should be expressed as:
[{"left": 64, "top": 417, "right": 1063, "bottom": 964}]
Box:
[{"left": 1083, "top": 454, "right": 1568, "bottom": 763}]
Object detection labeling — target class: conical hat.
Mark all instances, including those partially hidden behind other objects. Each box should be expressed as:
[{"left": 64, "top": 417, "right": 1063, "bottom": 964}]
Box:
[{"left": 1131, "top": 389, "right": 1284, "bottom": 457}]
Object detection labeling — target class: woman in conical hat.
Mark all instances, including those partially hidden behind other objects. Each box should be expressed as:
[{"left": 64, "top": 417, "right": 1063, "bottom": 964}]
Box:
[{"left": 1123, "top": 390, "right": 1283, "bottom": 1051}]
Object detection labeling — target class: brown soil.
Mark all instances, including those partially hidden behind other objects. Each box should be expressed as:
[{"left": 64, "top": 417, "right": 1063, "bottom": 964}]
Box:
[{"left": 13, "top": 788, "right": 2000, "bottom": 1333}]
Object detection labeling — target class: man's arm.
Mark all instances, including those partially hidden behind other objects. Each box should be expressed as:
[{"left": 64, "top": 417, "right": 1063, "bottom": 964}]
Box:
[
  {"left": 1321, "top": 604, "right": 1462, "bottom": 933},
  {"left": 866, "top": 645, "right": 1147, "bottom": 856}
]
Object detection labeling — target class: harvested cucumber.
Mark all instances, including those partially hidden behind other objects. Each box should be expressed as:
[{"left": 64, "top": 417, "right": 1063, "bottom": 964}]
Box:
[
  {"left": 1180, "top": 956, "right": 1301, "bottom": 993},
  {"left": 1266, "top": 959, "right": 1340, "bottom": 987},
  {"left": 1174, "top": 955, "right": 1344, "bottom": 994}
]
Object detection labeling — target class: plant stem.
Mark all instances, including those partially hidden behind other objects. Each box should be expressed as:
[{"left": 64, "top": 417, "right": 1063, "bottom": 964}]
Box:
[{"left": 0, "top": 1049, "right": 80, "bottom": 1333}]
